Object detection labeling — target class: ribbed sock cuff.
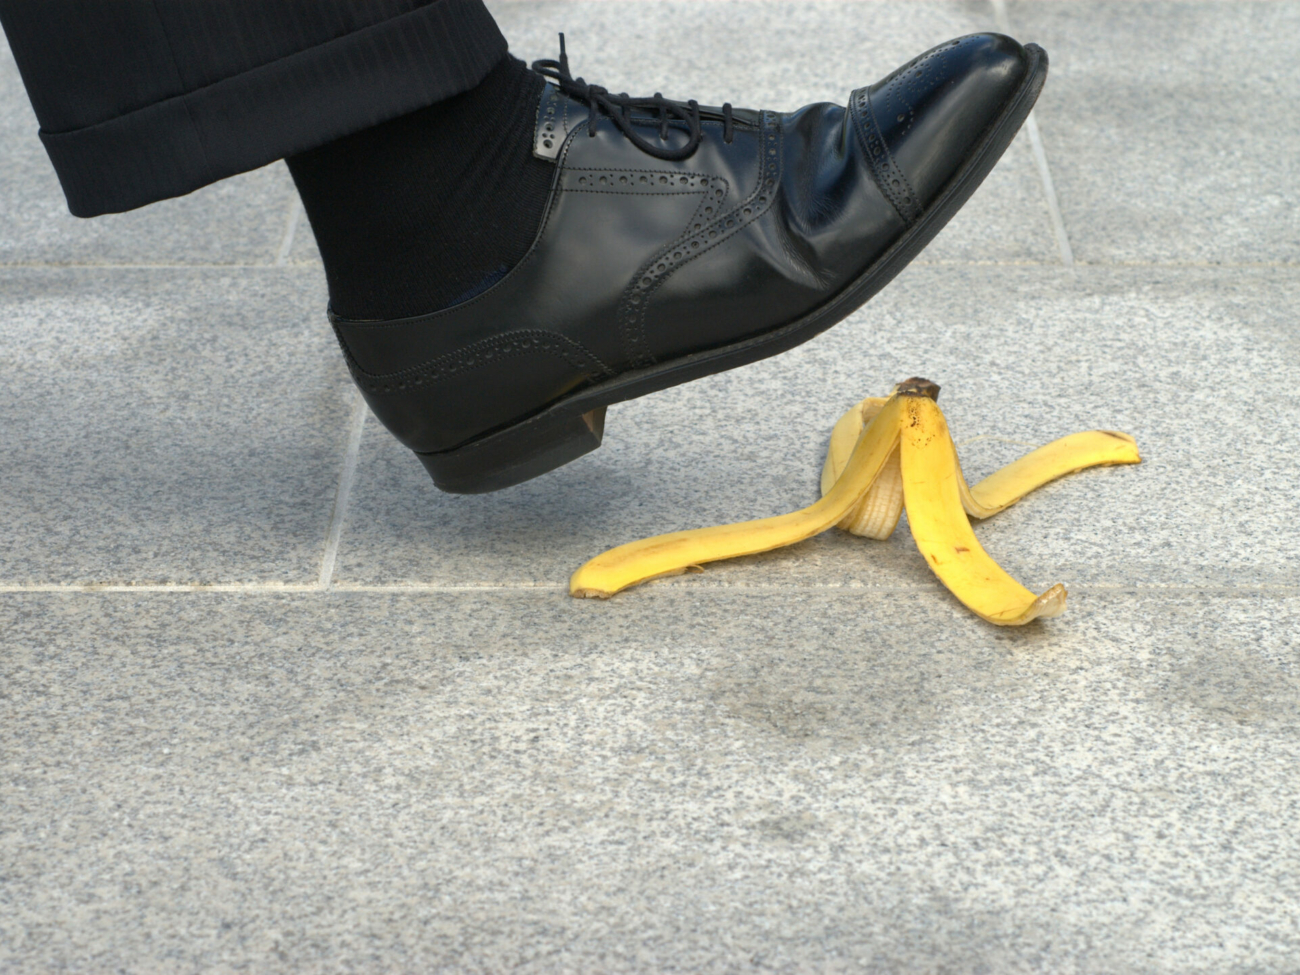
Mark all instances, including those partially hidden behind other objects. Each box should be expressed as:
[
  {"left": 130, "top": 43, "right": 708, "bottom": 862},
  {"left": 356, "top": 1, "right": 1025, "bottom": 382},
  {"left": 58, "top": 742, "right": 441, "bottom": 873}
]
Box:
[{"left": 288, "top": 54, "right": 553, "bottom": 321}]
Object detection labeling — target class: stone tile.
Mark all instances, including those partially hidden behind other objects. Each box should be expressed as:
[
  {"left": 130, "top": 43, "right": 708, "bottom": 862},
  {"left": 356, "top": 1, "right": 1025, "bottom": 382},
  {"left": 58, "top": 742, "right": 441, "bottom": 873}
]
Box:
[
  {"left": 490, "top": 0, "right": 1058, "bottom": 264},
  {"left": 0, "top": 37, "right": 298, "bottom": 266},
  {"left": 1004, "top": 0, "right": 1300, "bottom": 265},
  {"left": 2, "top": 589, "right": 1298, "bottom": 971},
  {"left": 336, "top": 264, "right": 1300, "bottom": 591},
  {"left": 0, "top": 268, "right": 351, "bottom": 584}
]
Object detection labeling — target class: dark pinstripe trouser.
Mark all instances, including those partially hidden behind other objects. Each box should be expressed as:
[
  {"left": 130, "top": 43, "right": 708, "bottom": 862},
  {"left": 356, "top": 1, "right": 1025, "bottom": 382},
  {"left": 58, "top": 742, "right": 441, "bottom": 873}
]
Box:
[{"left": 0, "top": 0, "right": 507, "bottom": 216}]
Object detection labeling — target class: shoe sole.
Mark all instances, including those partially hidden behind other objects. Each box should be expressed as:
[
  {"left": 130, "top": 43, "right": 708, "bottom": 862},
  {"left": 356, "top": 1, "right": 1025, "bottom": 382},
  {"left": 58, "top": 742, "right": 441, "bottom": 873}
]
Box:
[{"left": 420, "top": 43, "right": 1048, "bottom": 494}]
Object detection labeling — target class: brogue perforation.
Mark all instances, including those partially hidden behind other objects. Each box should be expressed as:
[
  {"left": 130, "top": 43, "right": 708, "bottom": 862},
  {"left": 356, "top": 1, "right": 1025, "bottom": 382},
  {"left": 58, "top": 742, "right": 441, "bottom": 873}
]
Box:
[
  {"left": 850, "top": 87, "right": 923, "bottom": 225},
  {"left": 619, "top": 112, "right": 783, "bottom": 368},
  {"left": 341, "top": 327, "right": 612, "bottom": 396}
]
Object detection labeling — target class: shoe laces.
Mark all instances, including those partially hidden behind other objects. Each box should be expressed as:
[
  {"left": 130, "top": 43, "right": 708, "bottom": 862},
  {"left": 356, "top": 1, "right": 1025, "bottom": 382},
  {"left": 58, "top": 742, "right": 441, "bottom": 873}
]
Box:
[{"left": 531, "top": 34, "right": 734, "bottom": 160}]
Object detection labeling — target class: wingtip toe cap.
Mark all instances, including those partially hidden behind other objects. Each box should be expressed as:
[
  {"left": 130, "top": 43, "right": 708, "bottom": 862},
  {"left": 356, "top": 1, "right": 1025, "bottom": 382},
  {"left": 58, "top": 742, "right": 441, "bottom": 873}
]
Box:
[{"left": 865, "top": 32, "right": 1040, "bottom": 208}]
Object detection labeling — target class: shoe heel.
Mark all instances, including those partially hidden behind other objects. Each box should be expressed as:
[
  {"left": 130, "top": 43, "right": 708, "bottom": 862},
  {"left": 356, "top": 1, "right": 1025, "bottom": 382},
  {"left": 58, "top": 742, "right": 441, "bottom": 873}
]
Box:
[{"left": 416, "top": 406, "right": 607, "bottom": 494}]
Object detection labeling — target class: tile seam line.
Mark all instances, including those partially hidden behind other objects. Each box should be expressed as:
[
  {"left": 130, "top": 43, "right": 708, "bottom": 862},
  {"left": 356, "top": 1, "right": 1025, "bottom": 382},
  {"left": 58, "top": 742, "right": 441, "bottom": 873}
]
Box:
[
  {"left": 317, "top": 389, "right": 367, "bottom": 589},
  {"left": 273, "top": 197, "right": 303, "bottom": 267},
  {"left": 0, "top": 584, "right": 566, "bottom": 593},
  {"left": 0, "top": 584, "right": 1296, "bottom": 595},
  {"left": 1024, "top": 114, "right": 1073, "bottom": 267},
  {"left": 990, "top": 0, "right": 1074, "bottom": 268}
]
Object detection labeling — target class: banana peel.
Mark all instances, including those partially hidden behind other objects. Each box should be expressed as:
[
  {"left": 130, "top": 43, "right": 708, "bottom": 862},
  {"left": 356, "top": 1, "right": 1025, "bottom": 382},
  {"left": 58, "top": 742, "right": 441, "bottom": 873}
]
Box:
[{"left": 570, "top": 377, "right": 1141, "bottom": 625}]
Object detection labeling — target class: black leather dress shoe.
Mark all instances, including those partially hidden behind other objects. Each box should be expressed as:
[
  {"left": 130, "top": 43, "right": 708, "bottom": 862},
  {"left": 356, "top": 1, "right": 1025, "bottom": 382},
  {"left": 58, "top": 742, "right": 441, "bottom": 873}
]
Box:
[{"left": 331, "top": 34, "right": 1047, "bottom": 493}]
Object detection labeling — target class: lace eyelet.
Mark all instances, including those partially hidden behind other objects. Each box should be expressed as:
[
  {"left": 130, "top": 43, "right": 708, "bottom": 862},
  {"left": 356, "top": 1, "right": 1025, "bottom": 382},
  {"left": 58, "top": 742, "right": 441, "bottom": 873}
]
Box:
[{"left": 532, "top": 33, "right": 711, "bottom": 161}]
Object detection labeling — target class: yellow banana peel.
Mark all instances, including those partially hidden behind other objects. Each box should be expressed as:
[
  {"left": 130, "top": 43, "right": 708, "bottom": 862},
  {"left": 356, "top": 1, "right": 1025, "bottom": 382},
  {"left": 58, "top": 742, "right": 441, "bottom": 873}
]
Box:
[
  {"left": 570, "top": 378, "right": 1141, "bottom": 625},
  {"left": 570, "top": 394, "right": 906, "bottom": 598},
  {"left": 896, "top": 394, "right": 1066, "bottom": 625}
]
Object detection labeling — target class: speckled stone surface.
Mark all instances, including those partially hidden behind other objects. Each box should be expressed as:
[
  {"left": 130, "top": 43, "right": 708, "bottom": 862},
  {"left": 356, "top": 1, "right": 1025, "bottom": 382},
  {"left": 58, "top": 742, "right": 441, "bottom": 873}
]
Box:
[
  {"left": 0, "top": 37, "right": 299, "bottom": 267},
  {"left": 0, "top": 268, "right": 351, "bottom": 584},
  {"left": 335, "top": 264, "right": 1300, "bottom": 591},
  {"left": 3, "top": 591, "right": 1299, "bottom": 972},
  {"left": 1002, "top": 0, "right": 1300, "bottom": 266}
]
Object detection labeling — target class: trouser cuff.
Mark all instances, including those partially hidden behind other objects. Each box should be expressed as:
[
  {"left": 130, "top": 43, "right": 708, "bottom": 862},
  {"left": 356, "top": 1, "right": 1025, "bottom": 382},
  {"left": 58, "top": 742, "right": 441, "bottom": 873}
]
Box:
[{"left": 38, "top": 0, "right": 506, "bottom": 216}]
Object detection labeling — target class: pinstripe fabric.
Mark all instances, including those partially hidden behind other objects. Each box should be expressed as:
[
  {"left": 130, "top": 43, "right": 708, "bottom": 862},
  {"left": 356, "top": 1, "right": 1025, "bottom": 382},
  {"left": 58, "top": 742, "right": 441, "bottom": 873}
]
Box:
[{"left": 0, "top": 0, "right": 507, "bottom": 215}]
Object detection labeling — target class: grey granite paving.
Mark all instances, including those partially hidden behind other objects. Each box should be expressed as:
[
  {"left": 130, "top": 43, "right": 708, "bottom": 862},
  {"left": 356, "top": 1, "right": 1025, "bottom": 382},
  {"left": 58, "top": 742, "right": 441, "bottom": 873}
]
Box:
[
  {"left": 1003, "top": 0, "right": 1300, "bottom": 265},
  {"left": 2, "top": 1, "right": 1298, "bottom": 972},
  {"left": 0, "top": 268, "right": 351, "bottom": 585},
  {"left": 3, "top": 590, "right": 1298, "bottom": 972}
]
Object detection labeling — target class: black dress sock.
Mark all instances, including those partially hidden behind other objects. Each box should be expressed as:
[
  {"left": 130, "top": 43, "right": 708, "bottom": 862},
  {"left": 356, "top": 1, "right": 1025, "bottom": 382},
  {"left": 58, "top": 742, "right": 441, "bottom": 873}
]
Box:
[{"left": 286, "top": 54, "right": 552, "bottom": 321}]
